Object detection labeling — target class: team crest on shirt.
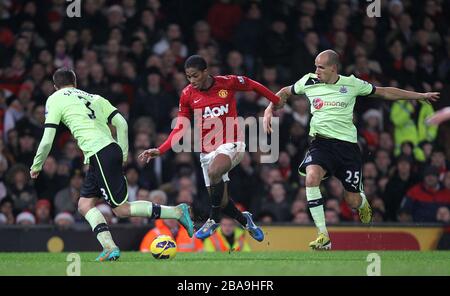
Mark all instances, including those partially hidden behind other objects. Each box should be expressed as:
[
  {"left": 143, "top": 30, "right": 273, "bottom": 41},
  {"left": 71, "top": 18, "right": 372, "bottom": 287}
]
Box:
[
  {"left": 339, "top": 86, "right": 348, "bottom": 93},
  {"left": 218, "top": 89, "right": 228, "bottom": 98}
]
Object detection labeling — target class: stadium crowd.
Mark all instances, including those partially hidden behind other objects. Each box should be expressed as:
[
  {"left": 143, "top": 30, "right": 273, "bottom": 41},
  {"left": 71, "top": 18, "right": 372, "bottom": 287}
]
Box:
[{"left": 0, "top": 0, "right": 449, "bottom": 228}]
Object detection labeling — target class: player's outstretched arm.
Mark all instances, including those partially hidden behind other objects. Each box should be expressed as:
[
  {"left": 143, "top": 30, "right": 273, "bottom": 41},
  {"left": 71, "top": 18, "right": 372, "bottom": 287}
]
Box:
[
  {"left": 372, "top": 87, "right": 440, "bottom": 103},
  {"left": 426, "top": 107, "right": 450, "bottom": 125},
  {"left": 30, "top": 127, "right": 57, "bottom": 179},
  {"left": 263, "top": 86, "right": 293, "bottom": 134}
]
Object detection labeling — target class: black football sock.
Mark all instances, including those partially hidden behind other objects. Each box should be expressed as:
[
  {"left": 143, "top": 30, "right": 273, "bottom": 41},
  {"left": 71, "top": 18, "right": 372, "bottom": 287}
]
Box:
[
  {"left": 209, "top": 180, "right": 224, "bottom": 222},
  {"left": 222, "top": 198, "right": 247, "bottom": 227}
]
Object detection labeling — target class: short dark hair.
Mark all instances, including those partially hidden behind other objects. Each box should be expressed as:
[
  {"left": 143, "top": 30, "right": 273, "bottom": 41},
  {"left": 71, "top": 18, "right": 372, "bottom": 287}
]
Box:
[
  {"left": 53, "top": 68, "right": 76, "bottom": 88},
  {"left": 184, "top": 55, "right": 207, "bottom": 71}
]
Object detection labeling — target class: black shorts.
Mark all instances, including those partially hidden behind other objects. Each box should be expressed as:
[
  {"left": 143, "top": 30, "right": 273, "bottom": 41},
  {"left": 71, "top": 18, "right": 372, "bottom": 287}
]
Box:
[
  {"left": 80, "top": 143, "right": 128, "bottom": 208},
  {"left": 298, "top": 135, "right": 363, "bottom": 193}
]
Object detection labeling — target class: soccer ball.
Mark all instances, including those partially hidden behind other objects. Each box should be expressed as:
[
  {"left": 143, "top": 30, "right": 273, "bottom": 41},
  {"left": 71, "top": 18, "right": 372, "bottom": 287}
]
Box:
[{"left": 150, "top": 235, "right": 177, "bottom": 260}]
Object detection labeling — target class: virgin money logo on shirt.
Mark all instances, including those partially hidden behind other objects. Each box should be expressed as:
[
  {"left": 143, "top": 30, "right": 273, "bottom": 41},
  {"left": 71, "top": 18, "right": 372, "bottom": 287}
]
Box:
[
  {"left": 312, "top": 98, "right": 348, "bottom": 109},
  {"left": 313, "top": 98, "right": 324, "bottom": 109},
  {"left": 203, "top": 104, "right": 229, "bottom": 118}
]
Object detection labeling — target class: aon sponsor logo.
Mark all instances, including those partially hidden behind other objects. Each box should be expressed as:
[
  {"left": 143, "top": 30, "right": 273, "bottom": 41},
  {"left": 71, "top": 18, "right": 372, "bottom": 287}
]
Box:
[{"left": 203, "top": 104, "right": 229, "bottom": 118}]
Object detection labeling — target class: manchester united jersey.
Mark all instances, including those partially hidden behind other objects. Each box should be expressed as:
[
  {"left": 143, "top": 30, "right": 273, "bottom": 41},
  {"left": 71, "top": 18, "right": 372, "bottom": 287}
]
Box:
[
  {"left": 179, "top": 75, "right": 252, "bottom": 153},
  {"left": 158, "top": 74, "right": 280, "bottom": 154}
]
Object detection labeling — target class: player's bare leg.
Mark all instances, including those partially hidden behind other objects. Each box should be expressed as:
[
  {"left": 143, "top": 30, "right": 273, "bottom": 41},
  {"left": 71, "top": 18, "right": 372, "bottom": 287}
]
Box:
[
  {"left": 305, "top": 165, "right": 331, "bottom": 250},
  {"left": 344, "top": 191, "right": 372, "bottom": 224},
  {"left": 78, "top": 197, "right": 120, "bottom": 261},
  {"left": 111, "top": 201, "right": 194, "bottom": 237}
]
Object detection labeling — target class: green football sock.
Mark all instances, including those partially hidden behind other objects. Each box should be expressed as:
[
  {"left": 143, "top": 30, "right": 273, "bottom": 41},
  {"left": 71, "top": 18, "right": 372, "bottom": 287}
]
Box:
[
  {"left": 85, "top": 207, "right": 117, "bottom": 250},
  {"left": 306, "top": 187, "right": 328, "bottom": 235},
  {"left": 129, "top": 201, "right": 181, "bottom": 219}
]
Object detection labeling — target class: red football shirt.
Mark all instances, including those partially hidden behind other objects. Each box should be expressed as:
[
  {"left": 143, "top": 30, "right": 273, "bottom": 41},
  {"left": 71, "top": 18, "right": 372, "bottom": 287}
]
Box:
[{"left": 158, "top": 75, "right": 280, "bottom": 154}]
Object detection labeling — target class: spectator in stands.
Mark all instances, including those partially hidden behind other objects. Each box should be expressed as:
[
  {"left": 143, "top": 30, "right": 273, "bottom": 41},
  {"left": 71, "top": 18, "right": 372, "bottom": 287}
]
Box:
[
  {"left": 54, "top": 212, "right": 75, "bottom": 229},
  {"left": 228, "top": 152, "right": 258, "bottom": 211},
  {"left": 325, "top": 209, "right": 340, "bottom": 224},
  {"left": 14, "top": 128, "right": 36, "bottom": 168},
  {"left": 16, "top": 211, "right": 35, "bottom": 225},
  {"left": 204, "top": 217, "right": 250, "bottom": 252},
  {"left": 384, "top": 155, "right": 419, "bottom": 221},
  {"left": 436, "top": 207, "right": 450, "bottom": 224},
  {"left": 361, "top": 109, "right": 382, "bottom": 153},
  {"left": 190, "top": 20, "right": 216, "bottom": 54},
  {"left": 125, "top": 165, "right": 139, "bottom": 202},
  {"left": 233, "top": 2, "right": 264, "bottom": 76},
  {"left": 154, "top": 23, "right": 188, "bottom": 58},
  {"left": 374, "top": 149, "right": 392, "bottom": 178},
  {"left": 363, "top": 162, "right": 379, "bottom": 180},
  {"left": 292, "top": 211, "right": 311, "bottom": 224},
  {"left": 224, "top": 50, "right": 246, "bottom": 76},
  {"left": 430, "top": 149, "right": 448, "bottom": 181},
  {"left": 290, "top": 199, "right": 308, "bottom": 219},
  {"left": 390, "top": 99, "right": 437, "bottom": 162},
  {"left": 261, "top": 18, "right": 292, "bottom": 83},
  {"left": 132, "top": 67, "right": 177, "bottom": 129},
  {"left": 34, "top": 156, "right": 66, "bottom": 202},
  {"left": 136, "top": 188, "right": 151, "bottom": 202},
  {"left": 325, "top": 198, "right": 341, "bottom": 219},
  {"left": 35, "top": 199, "right": 52, "bottom": 224},
  {"left": 54, "top": 169, "right": 83, "bottom": 218},
  {"left": 378, "top": 132, "right": 395, "bottom": 155},
  {"left": 7, "top": 164, "right": 37, "bottom": 215},
  {"left": 3, "top": 100, "right": 25, "bottom": 142},
  {"left": 0, "top": 197, "right": 14, "bottom": 224},
  {"left": 259, "top": 181, "right": 291, "bottom": 222},
  {"left": 400, "top": 165, "right": 441, "bottom": 222}
]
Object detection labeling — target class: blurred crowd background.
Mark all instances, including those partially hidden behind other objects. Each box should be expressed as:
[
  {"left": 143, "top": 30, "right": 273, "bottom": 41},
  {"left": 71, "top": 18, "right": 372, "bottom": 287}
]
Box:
[{"left": 0, "top": 0, "right": 449, "bottom": 229}]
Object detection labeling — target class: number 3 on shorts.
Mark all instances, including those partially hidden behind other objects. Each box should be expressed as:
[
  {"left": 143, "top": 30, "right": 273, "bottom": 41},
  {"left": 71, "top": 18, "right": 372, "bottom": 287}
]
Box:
[{"left": 100, "top": 188, "right": 109, "bottom": 201}]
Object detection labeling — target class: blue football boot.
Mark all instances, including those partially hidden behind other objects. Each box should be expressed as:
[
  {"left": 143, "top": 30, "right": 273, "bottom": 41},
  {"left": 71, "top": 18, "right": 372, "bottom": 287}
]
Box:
[
  {"left": 242, "top": 211, "right": 264, "bottom": 242},
  {"left": 195, "top": 218, "right": 219, "bottom": 240}
]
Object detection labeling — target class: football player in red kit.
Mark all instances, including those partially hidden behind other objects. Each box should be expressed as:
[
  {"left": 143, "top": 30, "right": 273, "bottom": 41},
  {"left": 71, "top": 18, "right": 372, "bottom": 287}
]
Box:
[{"left": 139, "top": 55, "right": 284, "bottom": 241}]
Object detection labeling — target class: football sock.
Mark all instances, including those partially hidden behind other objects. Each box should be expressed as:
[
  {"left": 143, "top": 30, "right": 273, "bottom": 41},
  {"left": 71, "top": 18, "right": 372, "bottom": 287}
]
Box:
[
  {"left": 209, "top": 180, "right": 224, "bottom": 222},
  {"left": 358, "top": 192, "right": 368, "bottom": 209},
  {"left": 306, "top": 186, "right": 328, "bottom": 235},
  {"left": 129, "top": 201, "right": 180, "bottom": 219},
  {"left": 222, "top": 199, "right": 247, "bottom": 226},
  {"left": 85, "top": 207, "right": 117, "bottom": 250}
]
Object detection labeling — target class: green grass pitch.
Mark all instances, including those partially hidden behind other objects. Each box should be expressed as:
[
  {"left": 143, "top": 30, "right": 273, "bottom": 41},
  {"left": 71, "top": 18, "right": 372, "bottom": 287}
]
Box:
[{"left": 1, "top": 251, "right": 449, "bottom": 276}]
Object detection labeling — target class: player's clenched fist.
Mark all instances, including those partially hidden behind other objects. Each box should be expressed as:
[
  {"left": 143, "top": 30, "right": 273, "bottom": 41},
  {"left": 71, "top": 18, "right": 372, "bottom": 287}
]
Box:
[
  {"left": 30, "top": 170, "right": 40, "bottom": 179},
  {"left": 138, "top": 148, "right": 161, "bottom": 163}
]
